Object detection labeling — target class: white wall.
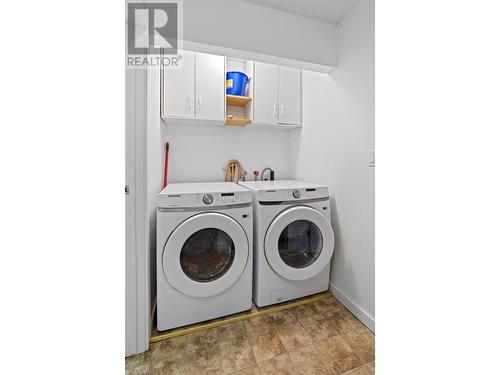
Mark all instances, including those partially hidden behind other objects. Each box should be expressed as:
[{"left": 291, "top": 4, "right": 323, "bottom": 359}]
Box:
[
  {"left": 161, "top": 125, "right": 291, "bottom": 183},
  {"left": 289, "top": 0, "right": 375, "bottom": 331},
  {"left": 182, "top": 0, "right": 338, "bottom": 67}
]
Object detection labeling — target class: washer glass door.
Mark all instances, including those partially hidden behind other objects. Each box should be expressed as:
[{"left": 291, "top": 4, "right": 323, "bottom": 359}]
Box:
[
  {"left": 163, "top": 212, "right": 249, "bottom": 298},
  {"left": 180, "top": 228, "right": 235, "bottom": 282},
  {"left": 264, "top": 206, "right": 334, "bottom": 281}
]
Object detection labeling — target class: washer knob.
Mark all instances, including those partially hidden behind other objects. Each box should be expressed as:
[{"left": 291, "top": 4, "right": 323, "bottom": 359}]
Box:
[
  {"left": 202, "top": 194, "right": 214, "bottom": 205},
  {"left": 292, "top": 189, "right": 301, "bottom": 199}
]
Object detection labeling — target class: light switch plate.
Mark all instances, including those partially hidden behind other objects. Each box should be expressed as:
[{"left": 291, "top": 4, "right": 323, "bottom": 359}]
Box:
[{"left": 368, "top": 149, "right": 375, "bottom": 167}]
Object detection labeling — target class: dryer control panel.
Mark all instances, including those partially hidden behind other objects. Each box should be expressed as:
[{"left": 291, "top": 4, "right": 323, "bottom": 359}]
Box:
[
  {"left": 287, "top": 187, "right": 329, "bottom": 201},
  {"left": 257, "top": 186, "right": 329, "bottom": 202},
  {"left": 238, "top": 180, "right": 329, "bottom": 203}
]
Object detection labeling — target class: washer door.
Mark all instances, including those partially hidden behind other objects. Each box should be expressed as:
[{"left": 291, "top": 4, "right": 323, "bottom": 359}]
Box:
[
  {"left": 163, "top": 212, "right": 249, "bottom": 298},
  {"left": 264, "top": 206, "right": 334, "bottom": 281}
]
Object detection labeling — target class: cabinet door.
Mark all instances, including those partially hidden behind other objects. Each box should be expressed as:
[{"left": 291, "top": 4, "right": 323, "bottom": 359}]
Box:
[
  {"left": 253, "top": 62, "right": 279, "bottom": 125},
  {"left": 278, "top": 67, "right": 301, "bottom": 125},
  {"left": 195, "top": 52, "right": 225, "bottom": 120},
  {"left": 163, "top": 50, "right": 195, "bottom": 118}
]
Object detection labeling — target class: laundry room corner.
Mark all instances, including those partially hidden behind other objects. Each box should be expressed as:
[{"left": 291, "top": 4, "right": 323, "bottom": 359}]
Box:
[{"left": 289, "top": 0, "right": 375, "bottom": 332}]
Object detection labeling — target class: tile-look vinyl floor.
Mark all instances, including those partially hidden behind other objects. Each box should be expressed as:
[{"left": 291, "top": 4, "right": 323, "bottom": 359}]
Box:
[{"left": 126, "top": 293, "right": 375, "bottom": 375}]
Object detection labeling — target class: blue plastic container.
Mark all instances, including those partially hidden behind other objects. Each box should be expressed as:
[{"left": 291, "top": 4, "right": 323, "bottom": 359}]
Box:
[{"left": 226, "top": 71, "right": 249, "bottom": 96}]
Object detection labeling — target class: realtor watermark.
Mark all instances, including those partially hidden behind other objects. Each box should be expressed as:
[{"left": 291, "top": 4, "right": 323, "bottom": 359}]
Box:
[
  {"left": 127, "top": 54, "right": 182, "bottom": 68},
  {"left": 127, "top": 0, "right": 183, "bottom": 68}
]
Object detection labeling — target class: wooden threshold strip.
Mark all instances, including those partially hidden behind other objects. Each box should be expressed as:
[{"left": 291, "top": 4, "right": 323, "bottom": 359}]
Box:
[{"left": 150, "top": 291, "right": 331, "bottom": 343}]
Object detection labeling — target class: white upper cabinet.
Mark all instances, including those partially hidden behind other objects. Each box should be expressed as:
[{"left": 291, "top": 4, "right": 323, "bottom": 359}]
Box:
[
  {"left": 278, "top": 67, "right": 302, "bottom": 125},
  {"left": 163, "top": 50, "right": 195, "bottom": 119},
  {"left": 162, "top": 51, "right": 225, "bottom": 122},
  {"left": 253, "top": 62, "right": 279, "bottom": 125},
  {"left": 253, "top": 62, "right": 302, "bottom": 126},
  {"left": 162, "top": 52, "right": 301, "bottom": 128},
  {"left": 195, "top": 52, "right": 225, "bottom": 121}
]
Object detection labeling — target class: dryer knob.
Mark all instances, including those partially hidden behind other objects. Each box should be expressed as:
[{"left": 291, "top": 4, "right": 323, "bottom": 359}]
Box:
[
  {"left": 202, "top": 194, "right": 214, "bottom": 205},
  {"left": 292, "top": 189, "right": 301, "bottom": 199}
]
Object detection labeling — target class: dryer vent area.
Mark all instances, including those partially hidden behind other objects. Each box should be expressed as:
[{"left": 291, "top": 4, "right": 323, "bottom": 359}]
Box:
[{"left": 127, "top": 291, "right": 374, "bottom": 375}]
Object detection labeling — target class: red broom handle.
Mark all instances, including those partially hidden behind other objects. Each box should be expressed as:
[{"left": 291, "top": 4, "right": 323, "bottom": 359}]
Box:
[{"left": 163, "top": 142, "right": 169, "bottom": 188}]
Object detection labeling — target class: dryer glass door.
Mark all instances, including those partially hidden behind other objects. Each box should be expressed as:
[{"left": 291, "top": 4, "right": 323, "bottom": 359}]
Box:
[
  {"left": 278, "top": 220, "right": 323, "bottom": 268},
  {"left": 163, "top": 212, "right": 249, "bottom": 298},
  {"left": 265, "top": 206, "right": 334, "bottom": 281}
]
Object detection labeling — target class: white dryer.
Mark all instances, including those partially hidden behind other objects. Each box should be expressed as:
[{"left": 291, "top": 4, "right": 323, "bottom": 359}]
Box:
[
  {"left": 238, "top": 180, "right": 335, "bottom": 307},
  {"left": 156, "top": 182, "right": 253, "bottom": 331}
]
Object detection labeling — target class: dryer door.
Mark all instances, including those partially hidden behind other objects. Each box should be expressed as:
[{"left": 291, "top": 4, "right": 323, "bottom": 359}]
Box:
[
  {"left": 163, "top": 212, "right": 249, "bottom": 298},
  {"left": 264, "top": 206, "right": 334, "bottom": 281}
]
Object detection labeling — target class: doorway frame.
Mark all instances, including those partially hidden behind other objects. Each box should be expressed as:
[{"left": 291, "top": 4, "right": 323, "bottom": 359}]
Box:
[{"left": 125, "top": 66, "right": 151, "bottom": 357}]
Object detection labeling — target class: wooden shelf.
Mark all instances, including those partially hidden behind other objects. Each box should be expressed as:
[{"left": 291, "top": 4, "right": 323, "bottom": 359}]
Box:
[
  {"left": 225, "top": 117, "right": 251, "bottom": 126},
  {"left": 226, "top": 95, "right": 252, "bottom": 107}
]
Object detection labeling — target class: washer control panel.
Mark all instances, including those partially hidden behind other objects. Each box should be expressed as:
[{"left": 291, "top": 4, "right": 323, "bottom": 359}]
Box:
[
  {"left": 202, "top": 194, "right": 214, "bottom": 205},
  {"left": 157, "top": 183, "right": 252, "bottom": 208},
  {"left": 200, "top": 192, "right": 243, "bottom": 205}
]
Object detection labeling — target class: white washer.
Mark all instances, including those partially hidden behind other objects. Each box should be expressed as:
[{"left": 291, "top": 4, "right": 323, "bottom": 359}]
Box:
[
  {"left": 156, "top": 182, "right": 253, "bottom": 331},
  {"left": 238, "top": 180, "right": 335, "bottom": 307}
]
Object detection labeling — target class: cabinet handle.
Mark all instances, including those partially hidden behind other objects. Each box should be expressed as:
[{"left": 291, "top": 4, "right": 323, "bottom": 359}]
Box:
[
  {"left": 187, "top": 96, "right": 192, "bottom": 110},
  {"left": 280, "top": 104, "right": 284, "bottom": 117},
  {"left": 272, "top": 104, "right": 276, "bottom": 117},
  {"left": 198, "top": 96, "right": 202, "bottom": 112}
]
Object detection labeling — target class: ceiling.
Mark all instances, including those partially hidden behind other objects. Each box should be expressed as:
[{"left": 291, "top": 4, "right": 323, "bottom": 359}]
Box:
[{"left": 242, "top": 0, "right": 363, "bottom": 25}]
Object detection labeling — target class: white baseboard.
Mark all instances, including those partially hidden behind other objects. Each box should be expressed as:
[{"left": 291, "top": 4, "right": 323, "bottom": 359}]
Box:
[{"left": 329, "top": 282, "right": 375, "bottom": 333}]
